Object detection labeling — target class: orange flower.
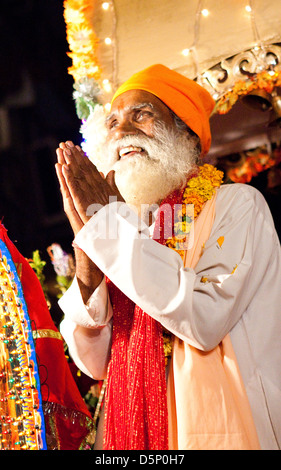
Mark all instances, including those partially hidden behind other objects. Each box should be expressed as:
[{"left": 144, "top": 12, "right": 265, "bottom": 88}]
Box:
[
  {"left": 166, "top": 165, "right": 223, "bottom": 260},
  {"left": 64, "top": 0, "right": 101, "bottom": 84},
  {"left": 216, "top": 70, "right": 281, "bottom": 114},
  {"left": 166, "top": 238, "right": 177, "bottom": 250},
  {"left": 64, "top": 0, "right": 92, "bottom": 10},
  {"left": 183, "top": 192, "right": 205, "bottom": 218},
  {"left": 199, "top": 164, "right": 224, "bottom": 187}
]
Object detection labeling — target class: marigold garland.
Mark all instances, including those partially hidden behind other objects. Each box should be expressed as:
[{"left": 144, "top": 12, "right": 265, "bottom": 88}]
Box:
[
  {"left": 214, "top": 70, "right": 281, "bottom": 115},
  {"left": 162, "top": 164, "right": 223, "bottom": 364},
  {"left": 226, "top": 146, "right": 281, "bottom": 184},
  {"left": 64, "top": 0, "right": 100, "bottom": 83},
  {"left": 166, "top": 164, "right": 224, "bottom": 259},
  {"left": 64, "top": 0, "right": 102, "bottom": 119}
]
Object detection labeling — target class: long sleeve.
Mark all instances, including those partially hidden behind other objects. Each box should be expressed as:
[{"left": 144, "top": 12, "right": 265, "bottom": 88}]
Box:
[
  {"left": 73, "top": 183, "right": 280, "bottom": 352},
  {"left": 59, "top": 276, "right": 113, "bottom": 379},
  {"left": 59, "top": 275, "right": 112, "bottom": 328},
  {"left": 59, "top": 182, "right": 281, "bottom": 448}
]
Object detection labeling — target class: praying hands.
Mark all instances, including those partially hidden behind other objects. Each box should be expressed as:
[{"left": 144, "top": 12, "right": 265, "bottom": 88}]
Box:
[{"left": 55, "top": 141, "right": 124, "bottom": 236}]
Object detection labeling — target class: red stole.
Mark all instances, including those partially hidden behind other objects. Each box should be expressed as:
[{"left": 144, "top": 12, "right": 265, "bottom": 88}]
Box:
[{"left": 103, "top": 187, "right": 186, "bottom": 450}]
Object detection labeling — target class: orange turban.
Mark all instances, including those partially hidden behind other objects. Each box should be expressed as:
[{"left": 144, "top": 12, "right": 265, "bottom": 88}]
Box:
[{"left": 111, "top": 64, "right": 215, "bottom": 155}]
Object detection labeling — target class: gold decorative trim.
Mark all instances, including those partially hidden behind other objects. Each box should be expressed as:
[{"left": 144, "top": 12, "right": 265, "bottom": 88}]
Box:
[
  {"left": 33, "top": 329, "right": 63, "bottom": 341},
  {"left": 196, "top": 43, "right": 281, "bottom": 105}
]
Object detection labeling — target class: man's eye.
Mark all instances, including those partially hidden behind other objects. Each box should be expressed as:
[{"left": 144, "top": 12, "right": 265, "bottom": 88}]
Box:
[
  {"left": 135, "top": 110, "right": 152, "bottom": 121},
  {"left": 108, "top": 120, "right": 118, "bottom": 129}
]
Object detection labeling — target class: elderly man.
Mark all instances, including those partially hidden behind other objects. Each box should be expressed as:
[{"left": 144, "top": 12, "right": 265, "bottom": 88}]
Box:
[{"left": 55, "top": 65, "right": 281, "bottom": 450}]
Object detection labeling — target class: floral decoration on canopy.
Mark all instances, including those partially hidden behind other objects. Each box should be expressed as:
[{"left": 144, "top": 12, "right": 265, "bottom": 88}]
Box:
[
  {"left": 63, "top": 3, "right": 281, "bottom": 188},
  {"left": 64, "top": 0, "right": 102, "bottom": 120},
  {"left": 225, "top": 145, "right": 281, "bottom": 184},
  {"left": 214, "top": 70, "right": 281, "bottom": 115}
]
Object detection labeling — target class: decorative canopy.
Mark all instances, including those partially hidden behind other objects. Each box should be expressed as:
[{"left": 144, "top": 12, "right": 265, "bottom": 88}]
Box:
[{"left": 63, "top": 0, "right": 281, "bottom": 184}]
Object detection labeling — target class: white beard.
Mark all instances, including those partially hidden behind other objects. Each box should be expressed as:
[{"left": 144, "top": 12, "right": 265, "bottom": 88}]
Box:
[
  {"left": 82, "top": 112, "right": 199, "bottom": 216},
  {"left": 108, "top": 123, "right": 198, "bottom": 214}
]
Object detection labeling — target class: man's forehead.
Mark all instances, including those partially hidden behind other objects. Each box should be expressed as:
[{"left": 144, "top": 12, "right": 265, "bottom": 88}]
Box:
[
  {"left": 106, "top": 101, "right": 154, "bottom": 122},
  {"left": 109, "top": 89, "right": 168, "bottom": 115}
]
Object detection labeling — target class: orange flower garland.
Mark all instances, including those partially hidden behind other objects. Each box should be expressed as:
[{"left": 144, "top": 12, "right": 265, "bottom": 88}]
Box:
[
  {"left": 64, "top": 0, "right": 101, "bottom": 83},
  {"left": 63, "top": 0, "right": 103, "bottom": 119},
  {"left": 166, "top": 164, "right": 224, "bottom": 259},
  {"left": 214, "top": 70, "right": 281, "bottom": 115},
  {"left": 227, "top": 146, "right": 281, "bottom": 184},
  {"left": 162, "top": 164, "right": 223, "bottom": 363}
]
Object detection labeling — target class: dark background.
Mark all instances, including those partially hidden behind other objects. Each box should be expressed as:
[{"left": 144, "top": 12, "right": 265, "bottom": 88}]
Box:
[
  {"left": 0, "top": 1, "right": 82, "bottom": 325},
  {"left": 0, "top": 1, "right": 80, "bottom": 257}
]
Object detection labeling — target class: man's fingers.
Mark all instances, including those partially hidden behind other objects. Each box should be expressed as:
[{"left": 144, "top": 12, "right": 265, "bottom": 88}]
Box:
[
  {"left": 56, "top": 147, "right": 66, "bottom": 165},
  {"left": 55, "top": 163, "right": 71, "bottom": 197},
  {"left": 64, "top": 141, "right": 84, "bottom": 167},
  {"left": 75, "top": 144, "right": 85, "bottom": 154},
  {"left": 62, "top": 164, "right": 91, "bottom": 224},
  {"left": 62, "top": 141, "right": 103, "bottom": 184},
  {"left": 55, "top": 163, "right": 84, "bottom": 234}
]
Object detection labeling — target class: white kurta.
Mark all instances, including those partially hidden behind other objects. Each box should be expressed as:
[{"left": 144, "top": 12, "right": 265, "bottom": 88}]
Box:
[{"left": 59, "top": 183, "right": 281, "bottom": 450}]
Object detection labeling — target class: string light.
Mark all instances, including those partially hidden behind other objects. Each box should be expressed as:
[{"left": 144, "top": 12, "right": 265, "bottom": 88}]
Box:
[
  {"left": 105, "top": 37, "right": 112, "bottom": 45},
  {"left": 248, "top": 0, "right": 265, "bottom": 51},
  {"left": 182, "top": 48, "right": 190, "bottom": 56},
  {"left": 181, "top": 0, "right": 205, "bottom": 77},
  {"left": 181, "top": 0, "right": 268, "bottom": 82},
  {"left": 201, "top": 9, "right": 209, "bottom": 17},
  {"left": 102, "top": 2, "right": 110, "bottom": 10},
  {"left": 102, "top": 79, "right": 112, "bottom": 93}
]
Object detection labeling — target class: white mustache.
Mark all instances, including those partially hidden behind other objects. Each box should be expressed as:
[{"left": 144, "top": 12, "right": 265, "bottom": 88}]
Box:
[{"left": 108, "top": 134, "right": 161, "bottom": 161}]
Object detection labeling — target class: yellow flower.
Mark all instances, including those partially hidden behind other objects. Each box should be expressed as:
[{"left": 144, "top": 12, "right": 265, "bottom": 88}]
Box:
[
  {"left": 174, "top": 220, "right": 192, "bottom": 235},
  {"left": 163, "top": 331, "right": 173, "bottom": 365},
  {"left": 185, "top": 204, "right": 195, "bottom": 218},
  {"left": 176, "top": 204, "right": 186, "bottom": 219},
  {"left": 166, "top": 238, "right": 177, "bottom": 249},
  {"left": 182, "top": 191, "right": 205, "bottom": 217},
  {"left": 64, "top": 0, "right": 92, "bottom": 11},
  {"left": 188, "top": 177, "right": 215, "bottom": 199},
  {"left": 175, "top": 205, "right": 194, "bottom": 223},
  {"left": 64, "top": 0, "right": 101, "bottom": 83},
  {"left": 67, "top": 24, "right": 96, "bottom": 54},
  {"left": 64, "top": 6, "right": 86, "bottom": 24},
  {"left": 166, "top": 165, "right": 223, "bottom": 256},
  {"left": 199, "top": 164, "right": 224, "bottom": 187}
]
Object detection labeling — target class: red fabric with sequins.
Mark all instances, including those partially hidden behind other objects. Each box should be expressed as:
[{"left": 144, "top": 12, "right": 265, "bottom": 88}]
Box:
[{"left": 103, "top": 186, "right": 186, "bottom": 450}]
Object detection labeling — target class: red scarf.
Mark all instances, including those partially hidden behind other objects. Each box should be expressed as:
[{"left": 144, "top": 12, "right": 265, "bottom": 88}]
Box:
[{"left": 103, "top": 186, "right": 186, "bottom": 450}]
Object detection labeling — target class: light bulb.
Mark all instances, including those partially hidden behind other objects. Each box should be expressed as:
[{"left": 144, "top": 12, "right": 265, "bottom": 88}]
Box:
[
  {"left": 102, "top": 2, "right": 110, "bottom": 10},
  {"left": 201, "top": 9, "right": 209, "bottom": 17},
  {"left": 245, "top": 5, "right": 252, "bottom": 12},
  {"left": 182, "top": 48, "right": 190, "bottom": 56},
  {"left": 102, "top": 79, "right": 112, "bottom": 93},
  {"left": 105, "top": 37, "right": 112, "bottom": 45}
]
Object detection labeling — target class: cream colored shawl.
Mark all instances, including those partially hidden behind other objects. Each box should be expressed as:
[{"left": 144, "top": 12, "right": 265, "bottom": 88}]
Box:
[{"left": 167, "top": 193, "right": 260, "bottom": 450}]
